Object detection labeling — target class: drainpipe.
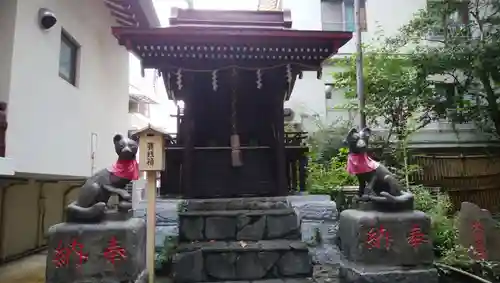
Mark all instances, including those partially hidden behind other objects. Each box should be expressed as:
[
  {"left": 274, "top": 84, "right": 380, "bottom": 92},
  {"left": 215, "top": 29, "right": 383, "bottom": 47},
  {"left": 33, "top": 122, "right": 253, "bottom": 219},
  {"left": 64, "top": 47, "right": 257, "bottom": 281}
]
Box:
[
  {"left": 90, "top": 132, "right": 98, "bottom": 175},
  {"left": 35, "top": 180, "right": 60, "bottom": 249}
]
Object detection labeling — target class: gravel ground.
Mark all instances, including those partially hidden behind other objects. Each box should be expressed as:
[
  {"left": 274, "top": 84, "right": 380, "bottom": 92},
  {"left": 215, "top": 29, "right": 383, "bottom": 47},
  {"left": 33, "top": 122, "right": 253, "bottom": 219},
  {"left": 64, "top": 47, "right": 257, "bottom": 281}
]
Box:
[{"left": 0, "top": 252, "right": 46, "bottom": 283}]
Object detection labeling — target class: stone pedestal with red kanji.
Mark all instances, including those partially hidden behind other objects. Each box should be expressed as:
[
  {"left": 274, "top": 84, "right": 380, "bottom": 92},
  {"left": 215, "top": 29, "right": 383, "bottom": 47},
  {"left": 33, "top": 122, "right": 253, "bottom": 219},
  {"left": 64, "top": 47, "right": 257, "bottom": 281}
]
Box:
[
  {"left": 45, "top": 218, "right": 147, "bottom": 283},
  {"left": 337, "top": 209, "right": 438, "bottom": 283}
]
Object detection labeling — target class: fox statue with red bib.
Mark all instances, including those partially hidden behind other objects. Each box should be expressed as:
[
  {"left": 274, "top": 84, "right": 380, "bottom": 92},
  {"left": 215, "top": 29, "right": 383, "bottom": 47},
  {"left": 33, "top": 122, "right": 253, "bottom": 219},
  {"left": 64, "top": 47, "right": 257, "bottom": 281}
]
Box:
[
  {"left": 66, "top": 134, "right": 140, "bottom": 223},
  {"left": 344, "top": 127, "right": 414, "bottom": 211}
]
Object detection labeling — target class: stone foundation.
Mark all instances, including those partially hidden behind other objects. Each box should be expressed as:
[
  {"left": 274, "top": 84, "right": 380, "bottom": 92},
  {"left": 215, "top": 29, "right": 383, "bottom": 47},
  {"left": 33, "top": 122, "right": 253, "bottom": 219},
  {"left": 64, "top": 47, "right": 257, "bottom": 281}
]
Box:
[
  {"left": 179, "top": 209, "right": 301, "bottom": 242},
  {"left": 173, "top": 240, "right": 312, "bottom": 282},
  {"left": 172, "top": 197, "right": 313, "bottom": 283},
  {"left": 337, "top": 209, "right": 438, "bottom": 283},
  {"left": 45, "top": 218, "right": 146, "bottom": 283}
]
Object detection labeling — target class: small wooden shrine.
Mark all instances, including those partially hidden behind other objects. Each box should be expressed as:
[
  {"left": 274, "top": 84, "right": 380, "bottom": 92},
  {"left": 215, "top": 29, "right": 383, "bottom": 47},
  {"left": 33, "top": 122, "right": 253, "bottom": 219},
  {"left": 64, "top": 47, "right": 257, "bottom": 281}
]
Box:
[{"left": 113, "top": 9, "right": 351, "bottom": 198}]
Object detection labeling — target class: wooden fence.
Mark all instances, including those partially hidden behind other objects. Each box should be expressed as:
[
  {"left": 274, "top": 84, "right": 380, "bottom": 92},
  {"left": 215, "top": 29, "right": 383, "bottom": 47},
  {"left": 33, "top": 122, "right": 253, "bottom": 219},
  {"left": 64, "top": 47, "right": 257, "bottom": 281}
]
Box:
[{"left": 412, "top": 153, "right": 500, "bottom": 213}]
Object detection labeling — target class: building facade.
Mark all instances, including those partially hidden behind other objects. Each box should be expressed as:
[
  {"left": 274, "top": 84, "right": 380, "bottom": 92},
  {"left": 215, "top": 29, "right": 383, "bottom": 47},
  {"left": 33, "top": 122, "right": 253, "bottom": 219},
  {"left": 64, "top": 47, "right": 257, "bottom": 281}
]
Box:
[
  {"left": 282, "top": 0, "right": 492, "bottom": 146},
  {"left": 129, "top": 54, "right": 177, "bottom": 134},
  {"left": 0, "top": 0, "right": 158, "bottom": 262}
]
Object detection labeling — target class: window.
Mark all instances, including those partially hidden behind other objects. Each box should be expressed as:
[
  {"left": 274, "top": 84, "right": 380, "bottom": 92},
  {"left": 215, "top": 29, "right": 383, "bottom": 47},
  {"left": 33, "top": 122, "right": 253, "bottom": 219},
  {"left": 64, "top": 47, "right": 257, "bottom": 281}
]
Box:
[
  {"left": 321, "top": 0, "right": 366, "bottom": 32},
  {"left": 129, "top": 100, "right": 150, "bottom": 118},
  {"left": 435, "top": 82, "right": 469, "bottom": 123},
  {"left": 427, "top": 0, "right": 469, "bottom": 38},
  {"left": 59, "top": 30, "right": 79, "bottom": 85}
]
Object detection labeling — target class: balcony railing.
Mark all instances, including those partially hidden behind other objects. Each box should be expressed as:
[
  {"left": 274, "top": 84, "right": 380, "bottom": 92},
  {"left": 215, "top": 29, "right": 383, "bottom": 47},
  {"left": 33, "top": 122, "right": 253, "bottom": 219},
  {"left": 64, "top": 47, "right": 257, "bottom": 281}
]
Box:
[{"left": 427, "top": 23, "right": 470, "bottom": 40}]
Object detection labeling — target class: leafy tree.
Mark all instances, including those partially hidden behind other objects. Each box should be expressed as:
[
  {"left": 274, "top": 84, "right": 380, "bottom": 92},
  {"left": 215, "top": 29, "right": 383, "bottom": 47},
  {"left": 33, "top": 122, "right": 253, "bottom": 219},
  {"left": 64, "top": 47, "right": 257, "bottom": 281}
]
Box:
[
  {"left": 390, "top": 0, "right": 500, "bottom": 137},
  {"left": 329, "top": 45, "right": 440, "bottom": 142}
]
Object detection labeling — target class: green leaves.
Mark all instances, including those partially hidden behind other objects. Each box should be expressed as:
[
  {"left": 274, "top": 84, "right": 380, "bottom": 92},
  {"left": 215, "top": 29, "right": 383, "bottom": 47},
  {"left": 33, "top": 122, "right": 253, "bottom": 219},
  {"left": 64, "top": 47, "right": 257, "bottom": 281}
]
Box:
[
  {"left": 331, "top": 47, "right": 438, "bottom": 140},
  {"left": 393, "top": 0, "right": 500, "bottom": 137},
  {"left": 331, "top": 0, "right": 500, "bottom": 138}
]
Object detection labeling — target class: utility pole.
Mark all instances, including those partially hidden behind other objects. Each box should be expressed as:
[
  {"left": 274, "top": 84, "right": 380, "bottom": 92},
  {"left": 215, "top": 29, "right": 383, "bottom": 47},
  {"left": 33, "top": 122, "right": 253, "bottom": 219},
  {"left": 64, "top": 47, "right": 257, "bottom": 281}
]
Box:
[{"left": 354, "top": 0, "right": 366, "bottom": 128}]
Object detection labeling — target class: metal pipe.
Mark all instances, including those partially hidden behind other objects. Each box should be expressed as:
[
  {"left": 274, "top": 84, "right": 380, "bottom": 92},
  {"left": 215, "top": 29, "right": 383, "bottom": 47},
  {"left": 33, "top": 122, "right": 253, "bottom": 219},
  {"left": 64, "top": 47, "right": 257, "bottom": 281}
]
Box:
[
  {"left": 434, "top": 262, "right": 493, "bottom": 283},
  {"left": 90, "top": 132, "right": 98, "bottom": 175},
  {"left": 34, "top": 181, "right": 58, "bottom": 249},
  {"left": 354, "top": 0, "right": 366, "bottom": 128}
]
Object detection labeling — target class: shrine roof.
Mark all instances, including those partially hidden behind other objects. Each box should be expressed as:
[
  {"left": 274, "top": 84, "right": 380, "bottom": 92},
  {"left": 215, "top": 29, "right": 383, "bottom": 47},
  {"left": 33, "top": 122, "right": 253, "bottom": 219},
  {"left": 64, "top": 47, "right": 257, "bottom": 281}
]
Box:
[
  {"left": 111, "top": 8, "right": 352, "bottom": 71},
  {"left": 111, "top": 9, "right": 352, "bottom": 101},
  {"left": 111, "top": 26, "right": 352, "bottom": 70}
]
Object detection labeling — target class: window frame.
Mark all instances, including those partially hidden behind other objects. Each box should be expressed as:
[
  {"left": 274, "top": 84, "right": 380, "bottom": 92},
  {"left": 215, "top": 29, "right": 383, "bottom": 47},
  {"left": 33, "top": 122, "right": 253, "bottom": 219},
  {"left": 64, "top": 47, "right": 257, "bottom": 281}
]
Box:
[
  {"left": 427, "top": 0, "right": 470, "bottom": 39},
  {"left": 59, "top": 30, "right": 80, "bottom": 86},
  {"left": 129, "top": 100, "right": 151, "bottom": 118},
  {"left": 321, "top": 0, "right": 367, "bottom": 32}
]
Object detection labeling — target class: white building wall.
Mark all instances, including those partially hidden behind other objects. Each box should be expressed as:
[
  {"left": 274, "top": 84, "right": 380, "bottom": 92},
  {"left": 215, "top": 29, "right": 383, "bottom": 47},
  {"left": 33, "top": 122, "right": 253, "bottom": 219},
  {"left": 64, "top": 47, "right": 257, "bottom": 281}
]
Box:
[
  {"left": 0, "top": 0, "right": 17, "bottom": 104},
  {"left": 284, "top": 0, "right": 427, "bottom": 128},
  {"left": 283, "top": 0, "right": 490, "bottom": 145},
  {"left": 4, "top": 0, "right": 130, "bottom": 177}
]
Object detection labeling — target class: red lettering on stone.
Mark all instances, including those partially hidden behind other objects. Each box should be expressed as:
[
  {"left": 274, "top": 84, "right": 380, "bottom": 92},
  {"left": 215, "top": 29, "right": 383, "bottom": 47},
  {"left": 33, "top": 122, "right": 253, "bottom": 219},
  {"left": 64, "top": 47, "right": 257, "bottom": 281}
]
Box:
[
  {"left": 471, "top": 220, "right": 487, "bottom": 260},
  {"left": 365, "top": 225, "right": 392, "bottom": 250},
  {"left": 103, "top": 236, "right": 127, "bottom": 265},
  {"left": 52, "top": 239, "right": 89, "bottom": 268},
  {"left": 407, "top": 224, "right": 428, "bottom": 248}
]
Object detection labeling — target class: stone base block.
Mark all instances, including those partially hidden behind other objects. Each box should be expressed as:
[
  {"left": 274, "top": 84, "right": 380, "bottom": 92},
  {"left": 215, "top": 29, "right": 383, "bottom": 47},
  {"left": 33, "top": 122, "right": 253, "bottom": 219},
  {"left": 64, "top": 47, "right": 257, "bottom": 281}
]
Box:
[
  {"left": 338, "top": 209, "right": 434, "bottom": 266},
  {"left": 339, "top": 261, "right": 438, "bottom": 283},
  {"left": 45, "top": 218, "right": 146, "bottom": 283},
  {"left": 179, "top": 209, "right": 300, "bottom": 241},
  {"left": 172, "top": 240, "right": 312, "bottom": 282}
]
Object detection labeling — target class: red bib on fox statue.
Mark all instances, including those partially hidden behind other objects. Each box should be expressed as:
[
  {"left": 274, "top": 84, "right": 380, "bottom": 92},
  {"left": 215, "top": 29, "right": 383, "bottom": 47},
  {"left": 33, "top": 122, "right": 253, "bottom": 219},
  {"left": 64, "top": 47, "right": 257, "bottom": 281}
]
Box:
[
  {"left": 110, "top": 159, "right": 139, "bottom": 181},
  {"left": 347, "top": 152, "right": 380, "bottom": 175}
]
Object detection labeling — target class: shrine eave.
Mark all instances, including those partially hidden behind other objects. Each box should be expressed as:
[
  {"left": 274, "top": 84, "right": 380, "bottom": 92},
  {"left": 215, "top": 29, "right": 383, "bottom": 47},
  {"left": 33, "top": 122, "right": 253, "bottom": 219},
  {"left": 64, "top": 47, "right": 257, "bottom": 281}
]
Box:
[
  {"left": 112, "top": 26, "right": 352, "bottom": 43},
  {"left": 112, "top": 26, "right": 352, "bottom": 70}
]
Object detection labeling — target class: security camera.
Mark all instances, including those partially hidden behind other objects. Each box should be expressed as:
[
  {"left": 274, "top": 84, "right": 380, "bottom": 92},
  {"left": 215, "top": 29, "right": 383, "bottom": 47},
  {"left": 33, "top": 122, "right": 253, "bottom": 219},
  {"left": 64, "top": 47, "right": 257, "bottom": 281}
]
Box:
[{"left": 38, "top": 8, "right": 57, "bottom": 30}]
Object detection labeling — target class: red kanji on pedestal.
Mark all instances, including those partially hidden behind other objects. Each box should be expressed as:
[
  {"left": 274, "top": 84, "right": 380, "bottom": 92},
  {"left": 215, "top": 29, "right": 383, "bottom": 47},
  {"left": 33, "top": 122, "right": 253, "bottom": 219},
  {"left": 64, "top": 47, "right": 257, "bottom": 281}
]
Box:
[
  {"left": 407, "top": 224, "right": 428, "bottom": 248},
  {"left": 103, "top": 236, "right": 127, "bottom": 265},
  {"left": 471, "top": 220, "right": 487, "bottom": 260},
  {"left": 365, "top": 225, "right": 392, "bottom": 250},
  {"left": 52, "top": 238, "right": 89, "bottom": 268}
]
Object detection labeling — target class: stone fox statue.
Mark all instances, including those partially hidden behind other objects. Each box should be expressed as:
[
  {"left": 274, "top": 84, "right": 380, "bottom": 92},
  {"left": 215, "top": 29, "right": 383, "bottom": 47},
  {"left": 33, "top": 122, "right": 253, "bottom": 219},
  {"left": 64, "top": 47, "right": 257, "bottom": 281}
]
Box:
[
  {"left": 344, "top": 128, "right": 413, "bottom": 210},
  {"left": 66, "top": 134, "right": 140, "bottom": 222}
]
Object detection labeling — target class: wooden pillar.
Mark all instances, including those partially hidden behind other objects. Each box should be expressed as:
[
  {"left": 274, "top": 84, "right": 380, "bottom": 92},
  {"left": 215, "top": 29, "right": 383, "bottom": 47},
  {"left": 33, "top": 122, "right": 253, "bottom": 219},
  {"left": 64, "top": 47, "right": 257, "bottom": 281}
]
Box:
[
  {"left": 285, "top": 159, "right": 291, "bottom": 191},
  {"left": 146, "top": 170, "right": 157, "bottom": 283},
  {"left": 298, "top": 154, "right": 307, "bottom": 192},
  {"left": 291, "top": 160, "right": 298, "bottom": 192},
  {"left": 274, "top": 94, "right": 286, "bottom": 196},
  {"left": 182, "top": 93, "right": 194, "bottom": 197}
]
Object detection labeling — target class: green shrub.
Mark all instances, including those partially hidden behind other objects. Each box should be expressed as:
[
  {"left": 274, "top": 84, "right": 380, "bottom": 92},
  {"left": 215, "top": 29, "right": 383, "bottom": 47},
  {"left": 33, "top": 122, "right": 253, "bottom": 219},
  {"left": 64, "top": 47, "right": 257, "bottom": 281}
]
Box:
[
  {"left": 410, "top": 185, "right": 457, "bottom": 253},
  {"left": 155, "top": 236, "right": 178, "bottom": 273},
  {"left": 307, "top": 147, "right": 357, "bottom": 196}
]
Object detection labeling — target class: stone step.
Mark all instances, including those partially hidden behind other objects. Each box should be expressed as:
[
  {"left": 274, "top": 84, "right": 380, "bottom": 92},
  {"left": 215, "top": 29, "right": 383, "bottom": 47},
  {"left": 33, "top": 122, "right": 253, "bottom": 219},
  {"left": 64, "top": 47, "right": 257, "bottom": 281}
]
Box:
[
  {"left": 182, "top": 197, "right": 290, "bottom": 211},
  {"left": 172, "top": 240, "right": 313, "bottom": 282},
  {"left": 179, "top": 209, "right": 301, "bottom": 242},
  {"left": 179, "top": 208, "right": 296, "bottom": 217}
]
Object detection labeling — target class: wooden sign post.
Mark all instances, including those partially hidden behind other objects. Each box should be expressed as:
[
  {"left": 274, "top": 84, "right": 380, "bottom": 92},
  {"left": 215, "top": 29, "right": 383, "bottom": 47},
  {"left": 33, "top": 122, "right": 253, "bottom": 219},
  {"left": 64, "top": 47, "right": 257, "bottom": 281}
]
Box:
[{"left": 134, "top": 125, "right": 166, "bottom": 283}]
